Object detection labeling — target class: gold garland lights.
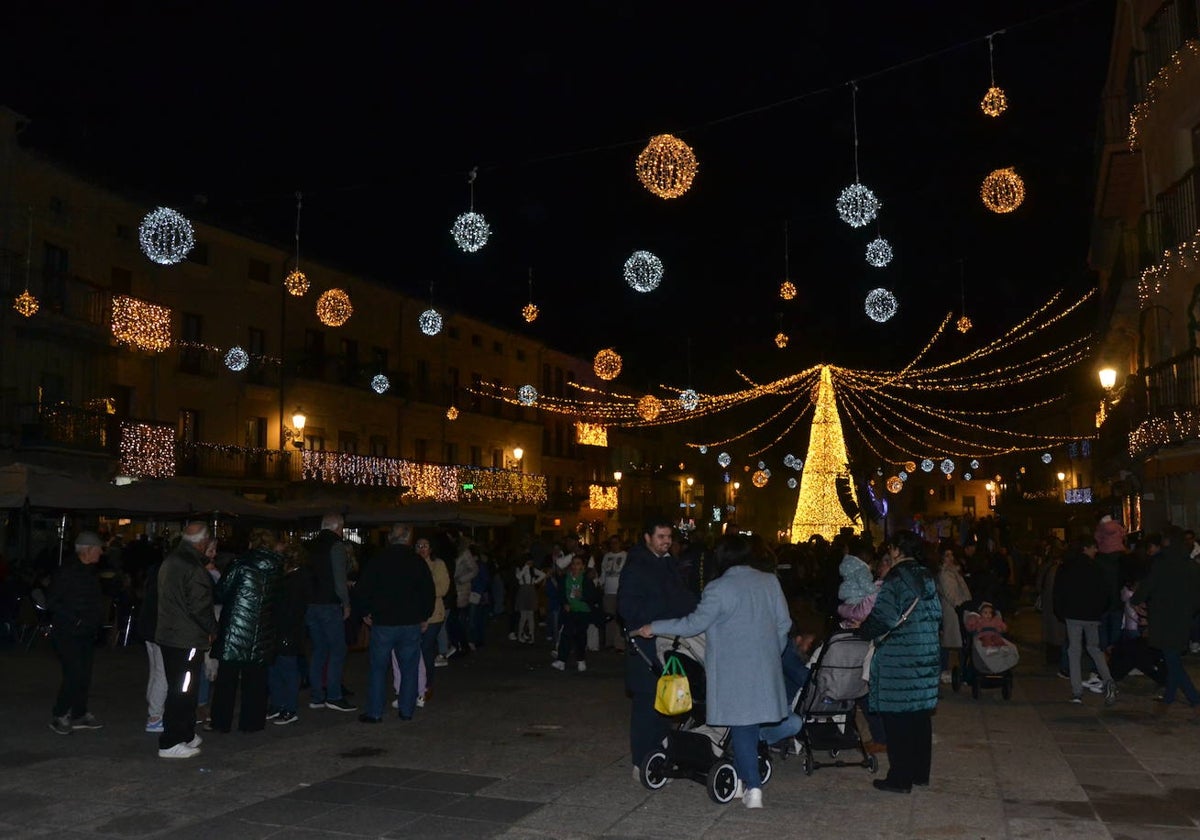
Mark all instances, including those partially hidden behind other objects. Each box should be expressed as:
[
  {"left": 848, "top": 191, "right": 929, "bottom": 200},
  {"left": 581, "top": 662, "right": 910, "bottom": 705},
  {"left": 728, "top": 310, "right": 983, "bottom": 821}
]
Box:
[
  {"left": 316, "top": 288, "right": 353, "bottom": 327},
  {"left": 593, "top": 348, "right": 623, "bottom": 381},
  {"left": 575, "top": 421, "right": 608, "bottom": 447},
  {"left": 112, "top": 295, "right": 172, "bottom": 352},
  {"left": 13, "top": 289, "right": 38, "bottom": 317},
  {"left": 588, "top": 485, "right": 618, "bottom": 510},
  {"left": 980, "top": 167, "right": 1025, "bottom": 214},
  {"left": 1129, "top": 39, "right": 1200, "bottom": 150},
  {"left": 1137, "top": 227, "right": 1200, "bottom": 309},
  {"left": 635, "top": 134, "right": 699, "bottom": 199},
  {"left": 118, "top": 421, "right": 176, "bottom": 478}
]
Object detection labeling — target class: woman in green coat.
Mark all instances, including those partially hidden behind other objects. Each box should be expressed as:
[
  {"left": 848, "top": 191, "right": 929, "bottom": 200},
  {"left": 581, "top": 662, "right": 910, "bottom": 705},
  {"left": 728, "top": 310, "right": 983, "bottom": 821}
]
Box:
[
  {"left": 1131, "top": 526, "right": 1200, "bottom": 716},
  {"left": 858, "top": 530, "right": 942, "bottom": 794}
]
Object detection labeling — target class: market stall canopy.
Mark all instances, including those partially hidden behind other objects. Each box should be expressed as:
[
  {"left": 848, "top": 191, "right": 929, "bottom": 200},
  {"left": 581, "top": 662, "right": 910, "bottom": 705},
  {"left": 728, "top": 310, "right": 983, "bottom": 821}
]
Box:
[{"left": 0, "top": 463, "right": 139, "bottom": 512}]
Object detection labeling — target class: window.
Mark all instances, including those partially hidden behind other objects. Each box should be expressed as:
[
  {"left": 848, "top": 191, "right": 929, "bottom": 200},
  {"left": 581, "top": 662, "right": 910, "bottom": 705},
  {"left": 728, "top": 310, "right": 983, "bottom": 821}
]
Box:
[
  {"left": 247, "top": 258, "right": 271, "bottom": 284},
  {"left": 245, "top": 417, "right": 267, "bottom": 448},
  {"left": 555, "top": 367, "right": 564, "bottom": 398},
  {"left": 471, "top": 333, "right": 483, "bottom": 348},
  {"left": 178, "top": 409, "right": 200, "bottom": 443},
  {"left": 542, "top": 426, "right": 551, "bottom": 455},
  {"left": 186, "top": 242, "right": 209, "bottom": 265},
  {"left": 304, "top": 328, "right": 324, "bottom": 354},
  {"left": 182, "top": 312, "right": 203, "bottom": 342},
  {"left": 444, "top": 442, "right": 458, "bottom": 464},
  {"left": 341, "top": 338, "right": 359, "bottom": 366},
  {"left": 247, "top": 327, "right": 266, "bottom": 356},
  {"left": 48, "top": 196, "right": 66, "bottom": 216},
  {"left": 370, "top": 435, "right": 388, "bottom": 457},
  {"left": 543, "top": 363, "right": 552, "bottom": 393},
  {"left": 110, "top": 267, "right": 132, "bottom": 294},
  {"left": 413, "top": 438, "right": 428, "bottom": 462},
  {"left": 554, "top": 422, "right": 564, "bottom": 457},
  {"left": 339, "top": 431, "right": 359, "bottom": 454},
  {"left": 491, "top": 379, "right": 503, "bottom": 417},
  {"left": 492, "top": 340, "right": 503, "bottom": 355},
  {"left": 416, "top": 358, "right": 430, "bottom": 390},
  {"left": 939, "top": 483, "right": 956, "bottom": 502},
  {"left": 372, "top": 346, "right": 388, "bottom": 372},
  {"left": 447, "top": 325, "right": 460, "bottom": 340},
  {"left": 305, "top": 430, "right": 325, "bottom": 451},
  {"left": 470, "top": 445, "right": 482, "bottom": 466}
]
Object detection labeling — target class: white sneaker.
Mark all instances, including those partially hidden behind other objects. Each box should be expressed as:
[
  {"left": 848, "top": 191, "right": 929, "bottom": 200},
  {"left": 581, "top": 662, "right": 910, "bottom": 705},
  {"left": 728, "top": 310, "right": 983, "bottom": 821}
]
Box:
[
  {"left": 551, "top": 660, "right": 566, "bottom": 671},
  {"left": 1128, "top": 667, "right": 1143, "bottom": 676},
  {"left": 743, "top": 788, "right": 763, "bottom": 809},
  {"left": 577, "top": 661, "right": 587, "bottom": 672},
  {"left": 416, "top": 694, "right": 425, "bottom": 708},
  {"left": 1190, "top": 642, "right": 1200, "bottom": 654},
  {"left": 939, "top": 671, "right": 951, "bottom": 684},
  {"left": 1083, "top": 673, "right": 1102, "bottom": 687},
  {"left": 186, "top": 735, "right": 202, "bottom": 748},
  {"left": 158, "top": 743, "right": 200, "bottom": 759},
  {"left": 434, "top": 655, "right": 449, "bottom": 667},
  {"left": 391, "top": 699, "right": 399, "bottom": 709},
  {"left": 508, "top": 632, "right": 517, "bottom": 641}
]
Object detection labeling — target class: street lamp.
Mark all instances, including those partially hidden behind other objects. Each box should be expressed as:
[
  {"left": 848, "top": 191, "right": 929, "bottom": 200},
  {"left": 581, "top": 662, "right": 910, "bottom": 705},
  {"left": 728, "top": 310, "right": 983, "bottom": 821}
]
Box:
[
  {"left": 511, "top": 447, "right": 524, "bottom": 472},
  {"left": 288, "top": 408, "right": 307, "bottom": 449},
  {"left": 1056, "top": 471, "right": 1066, "bottom": 482},
  {"left": 686, "top": 477, "right": 694, "bottom": 488},
  {"left": 1098, "top": 367, "right": 1117, "bottom": 390},
  {"left": 613, "top": 470, "right": 623, "bottom": 482}
]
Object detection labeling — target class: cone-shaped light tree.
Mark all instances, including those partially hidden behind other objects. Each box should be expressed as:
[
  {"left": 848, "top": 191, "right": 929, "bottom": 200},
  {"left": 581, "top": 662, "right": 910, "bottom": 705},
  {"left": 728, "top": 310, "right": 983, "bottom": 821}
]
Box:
[{"left": 790, "top": 366, "right": 860, "bottom": 541}]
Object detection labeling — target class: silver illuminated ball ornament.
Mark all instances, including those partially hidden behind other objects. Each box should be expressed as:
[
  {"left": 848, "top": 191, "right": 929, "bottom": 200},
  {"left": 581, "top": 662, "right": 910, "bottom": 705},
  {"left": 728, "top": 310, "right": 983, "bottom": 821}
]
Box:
[
  {"left": 964, "top": 472, "right": 973, "bottom": 481},
  {"left": 451, "top": 211, "right": 490, "bottom": 252},
  {"left": 224, "top": 346, "right": 249, "bottom": 372},
  {"left": 418, "top": 309, "right": 443, "bottom": 336},
  {"left": 1041, "top": 452, "right": 1052, "bottom": 464},
  {"left": 139, "top": 207, "right": 194, "bottom": 265},
  {"left": 865, "top": 237, "right": 893, "bottom": 268},
  {"left": 787, "top": 477, "right": 798, "bottom": 489},
  {"left": 898, "top": 470, "right": 908, "bottom": 481},
  {"left": 783, "top": 454, "right": 796, "bottom": 468},
  {"left": 970, "top": 459, "right": 980, "bottom": 470},
  {"left": 836, "top": 183, "right": 881, "bottom": 228},
  {"left": 921, "top": 459, "right": 934, "bottom": 473},
  {"left": 517, "top": 385, "right": 538, "bottom": 406},
  {"left": 865, "top": 288, "right": 898, "bottom": 323},
  {"left": 624, "top": 251, "right": 663, "bottom": 293},
  {"left": 698, "top": 445, "right": 708, "bottom": 454},
  {"left": 941, "top": 459, "right": 955, "bottom": 475},
  {"left": 717, "top": 452, "right": 732, "bottom": 468},
  {"left": 679, "top": 389, "right": 699, "bottom": 411},
  {"left": 371, "top": 374, "right": 390, "bottom": 394}
]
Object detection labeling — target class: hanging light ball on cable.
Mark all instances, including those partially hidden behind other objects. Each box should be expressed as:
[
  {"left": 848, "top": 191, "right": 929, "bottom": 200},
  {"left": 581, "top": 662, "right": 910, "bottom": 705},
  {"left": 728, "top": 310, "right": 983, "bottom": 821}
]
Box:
[
  {"left": 779, "top": 280, "right": 797, "bottom": 301},
  {"left": 940, "top": 458, "right": 955, "bottom": 475},
  {"left": 957, "top": 315, "right": 973, "bottom": 333},
  {"left": 980, "top": 86, "right": 1008, "bottom": 118},
  {"left": 698, "top": 445, "right": 708, "bottom": 454},
  {"left": 522, "top": 302, "right": 539, "bottom": 323},
  {"left": 921, "top": 459, "right": 935, "bottom": 473},
  {"left": 774, "top": 331, "right": 789, "bottom": 349},
  {"left": 752, "top": 470, "right": 769, "bottom": 488},
  {"left": 980, "top": 167, "right": 1025, "bottom": 214},
  {"left": 284, "top": 269, "right": 309, "bottom": 296},
  {"left": 903, "top": 461, "right": 917, "bottom": 473},
  {"left": 637, "top": 395, "right": 662, "bottom": 421},
  {"left": 138, "top": 207, "right": 195, "bottom": 265},
  {"left": 886, "top": 476, "right": 904, "bottom": 494},
  {"left": 865, "top": 237, "right": 893, "bottom": 268},
  {"left": 624, "top": 250, "right": 663, "bottom": 293},
  {"left": 717, "top": 452, "right": 732, "bottom": 468},
  {"left": 316, "top": 288, "right": 353, "bottom": 327},
  {"left": 679, "top": 389, "right": 699, "bottom": 411},
  {"left": 13, "top": 290, "right": 38, "bottom": 317},
  {"left": 635, "top": 134, "right": 698, "bottom": 199},
  {"left": 864, "top": 288, "right": 898, "bottom": 323},
  {"left": 517, "top": 385, "right": 538, "bottom": 406},
  {"left": 371, "top": 374, "right": 390, "bottom": 394},
  {"left": 836, "top": 183, "right": 881, "bottom": 228},
  {"left": 419, "top": 308, "right": 443, "bottom": 336},
  {"left": 787, "top": 477, "right": 798, "bottom": 490},
  {"left": 451, "top": 211, "right": 491, "bottom": 252},
  {"left": 224, "top": 346, "right": 249, "bottom": 372},
  {"left": 446, "top": 406, "right": 459, "bottom": 421},
  {"left": 593, "top": 348, "right": 622, "bottom": 381}
]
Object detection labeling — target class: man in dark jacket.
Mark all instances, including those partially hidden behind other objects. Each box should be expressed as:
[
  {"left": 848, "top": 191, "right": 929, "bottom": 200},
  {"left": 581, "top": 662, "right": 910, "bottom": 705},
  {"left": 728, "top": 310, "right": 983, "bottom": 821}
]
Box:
[
  {"left": 305, "top": 513, "right": 356, "bottom": 712},
  {"left": 47, "top": 531, "right": 108, "bottom": 735},
  {"left": 1053, "top": 537, "right": 1117, "bottom": 705},
  {"left": 617, "top": 518, "right": 697, "bottom": 778},
  {"left": 155, "top": 522, "right": 218, "bottom": 759},
  {"left": 355, "top": 523, "right": 435, "bottom": 723}
]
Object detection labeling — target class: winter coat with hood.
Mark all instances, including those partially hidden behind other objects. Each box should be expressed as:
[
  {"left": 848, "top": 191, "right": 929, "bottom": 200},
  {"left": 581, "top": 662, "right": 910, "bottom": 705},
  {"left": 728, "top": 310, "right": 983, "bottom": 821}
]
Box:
[{"left": 214, "top": 547, "right": 283, "bottom": 664}]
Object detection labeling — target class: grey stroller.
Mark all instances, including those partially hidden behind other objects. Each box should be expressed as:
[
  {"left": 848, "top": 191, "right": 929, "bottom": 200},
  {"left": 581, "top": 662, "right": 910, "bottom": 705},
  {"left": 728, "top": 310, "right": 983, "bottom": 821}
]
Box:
[{"left": 795, "top": 630, "right": 878, "bottom": 775}]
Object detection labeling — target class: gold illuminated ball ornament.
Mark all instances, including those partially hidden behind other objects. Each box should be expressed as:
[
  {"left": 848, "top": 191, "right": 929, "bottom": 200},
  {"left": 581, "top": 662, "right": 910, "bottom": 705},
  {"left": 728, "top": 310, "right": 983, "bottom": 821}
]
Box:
[
  {"left": 980, "top": 86, "right": 1008, "bottom": 117},
  {"left": 779, "top": 281, "right": 797, "bottom": 301},
  {"left": 957, "top": 315, "right": 973, "bottom": 334},
  {"left": 446, "top": 406, "right": 459, "bottom": 421},
  {"left": 522, "top": 302, "right": 539, "bottom": 323},
  {"left": 637, "top": 395, "right": 662, "bottom": 422},
  {"left": 13, "top": 290, "right": 38, "bottom": 317},
  {"left": 752, "top": 469, "right": 769, "bottom": 488},
  {"left": 284, "top": 269, "right": 309, "bottom": 297},
  {"left": 316, "top": 288, "right": 353, "bottom": 327},
  {"left": 886, "top": 476, "right": 904, "bottom": 494},
  {"left": 980, "top": 167, "right": 1025, "bottom": 214},
  {"left": 593, "top": 348, "right": 623, "bottom": 381},
  {"left": 774, "top": 332, "right": 789, "bottom": 349},
  {"left": 903, "top": 461, "right": 917, "bottom": 474},
  {"left": 635, "top": 134, "right": 698, "bottom": 199}
]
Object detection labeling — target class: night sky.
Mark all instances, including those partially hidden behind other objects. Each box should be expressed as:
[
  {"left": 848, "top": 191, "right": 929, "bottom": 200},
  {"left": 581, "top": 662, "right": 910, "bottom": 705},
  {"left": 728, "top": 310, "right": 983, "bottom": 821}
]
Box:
[{"left": 3, "top": 1, "right": 1113, "bottom": 398}]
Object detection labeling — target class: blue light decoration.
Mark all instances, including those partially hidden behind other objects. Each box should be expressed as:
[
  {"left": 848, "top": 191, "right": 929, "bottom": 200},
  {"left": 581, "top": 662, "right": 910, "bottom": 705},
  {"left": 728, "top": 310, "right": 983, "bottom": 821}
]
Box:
[
  {"left": 1065, "top": 487, "right": 1093, "bottom": 504},
  {"left": 419, "top": 308, "right": 443, "bottom": 336},
  {"left": 865, "top": 288, "right": 898, "bottom": 323},
  {"left": 451, "top": 211, "right": 491, "bottom": 253},
  {"left": 698, "top": 445, "right": 708, "bottom": 454},
  {"left": 940, "top": 458, "right": 955, "bottom": 475},
  {"left": 1041, "top": 452, "right": 1052, "bottom": 464},
  {"left": 836, "top": 183, "right": 881, "bottom": 228}
]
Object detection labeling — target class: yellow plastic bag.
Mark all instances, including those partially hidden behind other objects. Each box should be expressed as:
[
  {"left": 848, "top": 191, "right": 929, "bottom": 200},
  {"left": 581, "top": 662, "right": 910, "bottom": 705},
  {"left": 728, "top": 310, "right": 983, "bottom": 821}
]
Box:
[{"left": 654, "top": 654, "right": 693, "bottom": 716}]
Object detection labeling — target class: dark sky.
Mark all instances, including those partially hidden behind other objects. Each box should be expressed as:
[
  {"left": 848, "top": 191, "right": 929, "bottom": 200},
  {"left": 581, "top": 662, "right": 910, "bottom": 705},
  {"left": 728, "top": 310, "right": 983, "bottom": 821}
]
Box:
[{"left": 2, "top": 1, "right": 1113, "bottom": 395}]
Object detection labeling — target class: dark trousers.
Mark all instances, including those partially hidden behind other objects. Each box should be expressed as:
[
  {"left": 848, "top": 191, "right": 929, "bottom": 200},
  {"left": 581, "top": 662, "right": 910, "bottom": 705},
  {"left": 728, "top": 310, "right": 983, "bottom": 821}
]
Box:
[
  {"left": 211, "top": 661, "right": 268, "bottom": 732},
  {"left": 880, "top": 709, "right": 932, "bottom": 788},
  {"left": 51, "top": 632, "right": 95, "bottom": 718},
  {"left": 420, "top": 622, "right": 442, "bottom": 689},
  {"left": 160, "top": 644, "right": 203, "bottom": 750},
  {"left": 630, "top": 690, "right": 668, "bottom": 768},
  {"left": 447, "top": 606, "right": 470, "bottom": 650},
  {"left": 556, "top": 611, "right": 589, "bottom": 664}
]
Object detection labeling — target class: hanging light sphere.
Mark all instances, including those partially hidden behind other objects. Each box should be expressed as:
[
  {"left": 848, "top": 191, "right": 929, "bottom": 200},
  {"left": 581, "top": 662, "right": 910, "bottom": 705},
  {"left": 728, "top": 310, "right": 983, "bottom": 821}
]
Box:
[
  {"left": 921, "top": 458, "right": 935, "bottom": 473},
  {"left": 865, "top": 288, "right": 898, "bottom": 323},
  {"left": 637, "top": 395, "right": 662, "bottom": 421},
  {"left": 680, "top": 389, "right": 699, "bottom": 411},
  {"left": 783, "top": 454, "right": 796, "bottom": 468},
  {"left": 446, "top": 406, "right": 459, "bottom": 421},
  {"left": 624, "top": 250, "right": 664, "bottom": 293},
  {"left": 522, "top": 302, "right": 539, "bottom": 323},
  {"left": 593, "top": 348, "right": 623, "bottom": 381},
  {"left": 635, "top": 133, "right": 699, "bottom": 199},
  {"left": 970, "top": 459, "right": 980, "bottom": 470},
  {"left": 957, "top": 314, "right": 973, "bottom": 333},
  {"left": 698, "top": 445, "right": 708, "bottom": 455},
  {"left": 757, "top": 461, "right": 767, "bottom": 470},
  {"left": 865, "top": 237, "right": 894, "bottom": 268},
  {"left": 787, "top": 477, "right": 798, "bottom": 490},
  {"left": 316, "top": 288, "right": 353, "bottom": 327},
  {"left": 752, "top": 470, "right": 769, "bottom": 488},
  {"left": 886, "top": 476, "right": 904, "bottom": 494},
  {"left": 964, "top": 472, "right": 973, "bottom": 481},
  {"left": 903, "top": 461, "right": 917, "bottom": 473},
  {"left": 13, "top": 290, "right": 38, "bottom": 317},
  {"left": 419, "top": 308, "right": 443, "bottom": 336},
  {"left": 898, "top": 470, "right": 909, "bottom": 481},
  {"left": 284, "top": 269, "right": 309, "bottom": 297},
  {"left": 371, "top": 374, "right": 391, "bottom": 394},
  {"left": 793, "top": 459, "right": 804, "bottom": 471},
  {"left": 138, "top": 207, "right": 195, "bottom": 265},
  {"left": 980, "top": 85, "right": 1008, "bottom": 118},
  {"left": 774, "top": 331, "right": 789, "bottom": 349},
  {"left": 517, "top": 385, "right": 538, "bottom": 406},
  {"left": 940, "top": 458, "right": 955, "bottom": 475},
  {"left": 451, "top": 211, "right": 491, "bottom": 252},
  {"left": 779, "top": 281, "right": 797, "bottom": 301},
  {"left": 224, "top": 346, "right": 249, "bottom": 372},
  {"left": 836, "top": 182, "right": 881, "bottom": 228},
  {"left": 1041, "top": 452, "right": 1052, "bottom": 464},
  {"left": 718, "top": 452, "right": 732, "bottom": 468},
  {"left": 980, "top": 167, "right": 1026, "bottom": 214}
]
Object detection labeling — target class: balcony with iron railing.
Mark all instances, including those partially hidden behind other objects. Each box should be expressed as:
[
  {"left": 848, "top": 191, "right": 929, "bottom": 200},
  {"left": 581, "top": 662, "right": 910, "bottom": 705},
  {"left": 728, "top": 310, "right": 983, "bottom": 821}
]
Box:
[
  {"left": 1156, "top": 167, "right": 1199, "bottom": 247},
  {"left": 1118, "top": 347, "right": 1200, "bottom": 459},
  {"left": 6, "top": 402, "right": 120, "bottom": 454}
]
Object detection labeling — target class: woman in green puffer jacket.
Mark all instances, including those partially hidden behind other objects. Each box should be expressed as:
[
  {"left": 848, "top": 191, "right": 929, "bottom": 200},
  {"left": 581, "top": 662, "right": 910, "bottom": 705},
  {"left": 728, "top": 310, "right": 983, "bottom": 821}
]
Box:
[
  {"left": 209, "top": 529, "right": 283, "bottom": 733},
  {"left": 858, "top": 530, "right": 942, "bottom": 794}
]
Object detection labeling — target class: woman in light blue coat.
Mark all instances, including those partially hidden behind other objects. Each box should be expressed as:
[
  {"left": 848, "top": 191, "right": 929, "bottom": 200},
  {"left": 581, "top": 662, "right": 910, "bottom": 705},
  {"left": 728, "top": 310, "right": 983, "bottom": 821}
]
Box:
[{"left": 636, "top": 535, "right": 792, "bottom": 809}]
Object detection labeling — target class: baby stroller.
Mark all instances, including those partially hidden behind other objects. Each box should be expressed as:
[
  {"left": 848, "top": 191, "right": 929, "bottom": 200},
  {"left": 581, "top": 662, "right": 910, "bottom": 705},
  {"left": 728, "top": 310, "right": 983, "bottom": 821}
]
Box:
[
  {"left": 951, "top": 606, "right": 1018, "bottom": 700},
  {"left": 633, "top": 634, "right": 774, "bottom": 804},
  {"left": 795, "top": 630, "right": 877, "bottom": 775}
]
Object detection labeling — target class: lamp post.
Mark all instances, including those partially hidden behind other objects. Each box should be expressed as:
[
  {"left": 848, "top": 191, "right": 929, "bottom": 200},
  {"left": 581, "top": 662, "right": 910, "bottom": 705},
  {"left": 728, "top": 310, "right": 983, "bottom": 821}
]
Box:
[
  {"left": 512, "top": 447, "right": 524, "bottom": 473},
  {"left": 288, "top": 408, "right": 306, "bottom": 449},
  {"left": 1098, "top": 367, "right": 1117, "bottom": 391}
]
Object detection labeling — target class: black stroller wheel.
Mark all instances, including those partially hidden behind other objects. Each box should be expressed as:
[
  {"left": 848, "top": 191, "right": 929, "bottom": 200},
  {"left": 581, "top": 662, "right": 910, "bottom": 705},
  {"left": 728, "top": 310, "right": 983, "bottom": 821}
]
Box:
[
  {"left": 705, "top": 761, "right": 739, "bottom": 804},
  {"left": 758, "top": 754, "right": 773, "bottom": 787},
  {"left": 640, "top": 750, "right": 669, "bottom": 791},
  {"left": 867, "top": 754, "right": 878, "bottom": 774},
  {"left": 801, "top": 749, "right": 814, "bottom": 776}
]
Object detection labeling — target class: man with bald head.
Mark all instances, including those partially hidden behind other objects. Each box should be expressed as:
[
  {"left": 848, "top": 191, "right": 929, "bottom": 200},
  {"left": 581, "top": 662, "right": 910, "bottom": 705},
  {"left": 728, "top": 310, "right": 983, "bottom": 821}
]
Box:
[{"left": 155, "top": 522, "right": 217, "bottom": 758}]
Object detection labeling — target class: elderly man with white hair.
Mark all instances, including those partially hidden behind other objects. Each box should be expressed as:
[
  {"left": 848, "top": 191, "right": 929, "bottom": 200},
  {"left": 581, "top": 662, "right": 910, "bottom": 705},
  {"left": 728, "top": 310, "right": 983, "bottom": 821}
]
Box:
[
  {"left": 155, "top": 522, "right": 218, "bottom": 758},
  {"left": 305, "top": 513, "right": 356, "bottom": 712},
  {"left": 47, "top": 531, "right": 108, "bottom": 736}
]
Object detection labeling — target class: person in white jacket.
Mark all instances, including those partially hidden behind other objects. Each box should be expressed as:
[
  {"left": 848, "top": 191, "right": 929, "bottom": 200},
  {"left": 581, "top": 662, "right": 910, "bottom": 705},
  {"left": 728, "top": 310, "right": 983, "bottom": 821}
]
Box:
[{"left": 448, "top": 538, "right": 477, "bottom": 657}]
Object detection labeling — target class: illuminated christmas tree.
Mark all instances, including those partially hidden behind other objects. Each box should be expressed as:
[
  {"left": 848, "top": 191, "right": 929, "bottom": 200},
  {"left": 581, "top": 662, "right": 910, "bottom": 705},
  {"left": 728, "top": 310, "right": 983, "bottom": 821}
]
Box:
[{"left": 790, "top": 365, "right": 860, "bottom": 541}]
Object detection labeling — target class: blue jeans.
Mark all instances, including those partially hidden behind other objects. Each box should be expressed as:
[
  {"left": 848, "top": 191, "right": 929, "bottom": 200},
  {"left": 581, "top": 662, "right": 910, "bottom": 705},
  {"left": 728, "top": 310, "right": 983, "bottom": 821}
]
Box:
[
  {"left": 760, "top": 712, "right": 803, "bottom": 745},
  {"left": 469, "top": 602, "right": 488, "bottom": 646},
  {"left": 1162, "top": 648, "right": 1200, "bottom": 706},
  {"left": 781, "top": 644, "right": 810, "bottom": 705},
  {"left": 306, "top": 604, "right": 347, "bottom": 702},
  {"left": 268, "top": 654, "right": 300, "bottom": 713},
  {"left": 729, "top": 724, "right": 761, "bottom": 789},
  {"left": 368, "top": 624, "right": 422, "bottom": 718},
  {"left": 421, "top": 622, "right": 442, "bottom": 687}
]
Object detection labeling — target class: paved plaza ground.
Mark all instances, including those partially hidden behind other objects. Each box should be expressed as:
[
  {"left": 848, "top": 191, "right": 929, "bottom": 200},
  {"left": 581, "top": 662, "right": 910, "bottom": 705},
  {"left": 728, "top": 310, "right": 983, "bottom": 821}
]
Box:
[{"left": 1, "top": 610, "right": 1199, "bottom": 840}]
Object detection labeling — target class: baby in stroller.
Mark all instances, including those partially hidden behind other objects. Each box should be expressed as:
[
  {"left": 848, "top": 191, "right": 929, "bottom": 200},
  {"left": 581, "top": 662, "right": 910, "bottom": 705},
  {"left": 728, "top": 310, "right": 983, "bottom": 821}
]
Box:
[
  {"left": 955, "top": 601, "right": 1019, "bottom": 698},
  {"left": 964, "top": 602, "right": 1008, "bottom": 647}
]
